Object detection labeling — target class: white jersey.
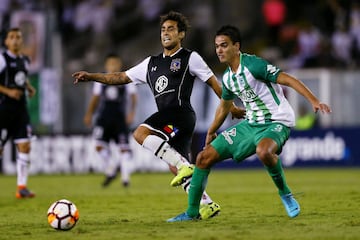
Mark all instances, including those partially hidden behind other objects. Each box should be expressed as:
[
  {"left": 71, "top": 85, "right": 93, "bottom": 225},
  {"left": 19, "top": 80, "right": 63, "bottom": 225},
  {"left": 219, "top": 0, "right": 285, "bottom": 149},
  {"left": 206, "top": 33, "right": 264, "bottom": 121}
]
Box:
[{"left": 221, "top": 53, "right": 295, "bottom": 127}]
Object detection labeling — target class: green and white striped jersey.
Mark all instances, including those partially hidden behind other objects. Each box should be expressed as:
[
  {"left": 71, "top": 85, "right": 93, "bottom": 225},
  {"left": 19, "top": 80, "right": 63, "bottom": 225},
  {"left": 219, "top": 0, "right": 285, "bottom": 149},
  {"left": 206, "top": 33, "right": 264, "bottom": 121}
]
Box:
[{"left": 221, "top": 53, "right": 295, "bottom": 127}]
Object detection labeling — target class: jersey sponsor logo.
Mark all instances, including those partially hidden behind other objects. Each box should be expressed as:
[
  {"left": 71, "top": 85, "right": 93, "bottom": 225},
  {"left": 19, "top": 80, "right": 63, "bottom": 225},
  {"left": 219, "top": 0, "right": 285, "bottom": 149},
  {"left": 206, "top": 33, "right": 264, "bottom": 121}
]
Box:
[
  {"left": 155, "top": 75, "right": 168, "bottom": 93},
  {"left": 240, "top": 89, "right": 257, "bottom": 102},
  {"left": 170, "top": 58, "right": 181, "bottom": 72},
  {"left": 105, "top": 86, "right": 119, "bottom": 100},
  {"left": 267, "top": 64, "right": 279, "bottom": 75},
  {"left": 151, "top": 66, "right": 157, "bottom": 72},
  {"left": 14, "top": 71, "right": 26, "bottom": 86},
  {"left": 221, "top": 128, "right": 236, "bottom": 145}
]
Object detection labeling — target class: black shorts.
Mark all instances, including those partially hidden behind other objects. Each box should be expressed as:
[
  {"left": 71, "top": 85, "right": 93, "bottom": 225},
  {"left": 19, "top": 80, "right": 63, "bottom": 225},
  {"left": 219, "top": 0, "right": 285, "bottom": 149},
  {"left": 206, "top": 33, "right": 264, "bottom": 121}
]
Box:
[
  {"left": 142, "top": 107, "right": 196, "bottom": 161},
  {"left": 92, "top": 114, "right": 129, "bottom": 146},
  {"left": 0, "top": 105, "right": 31, "bottom": 147}
]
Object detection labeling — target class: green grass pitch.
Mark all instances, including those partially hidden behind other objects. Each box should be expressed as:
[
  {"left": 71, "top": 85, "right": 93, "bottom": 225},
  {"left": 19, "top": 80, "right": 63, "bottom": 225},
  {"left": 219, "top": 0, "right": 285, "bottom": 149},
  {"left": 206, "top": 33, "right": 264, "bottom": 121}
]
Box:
[{"left": 0, "top": 168, "right": 359, "bottom": 240}]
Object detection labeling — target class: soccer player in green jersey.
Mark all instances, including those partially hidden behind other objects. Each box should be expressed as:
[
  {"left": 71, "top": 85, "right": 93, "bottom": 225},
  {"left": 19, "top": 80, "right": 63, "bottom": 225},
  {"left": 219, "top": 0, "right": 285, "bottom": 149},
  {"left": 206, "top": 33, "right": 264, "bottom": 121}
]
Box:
[{"left": 167, "top": 25, "right": 332, "bottom": 222}]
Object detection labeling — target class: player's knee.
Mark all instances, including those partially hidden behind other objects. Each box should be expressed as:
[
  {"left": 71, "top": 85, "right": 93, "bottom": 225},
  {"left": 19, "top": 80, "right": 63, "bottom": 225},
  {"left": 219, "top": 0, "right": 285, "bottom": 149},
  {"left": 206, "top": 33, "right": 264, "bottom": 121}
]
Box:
[
  {"left": 196, "top": 150, "right": 212, "bottom": 169},
  {"left": 256, "top": 146, "right": 268, "bottom": 160},
  {"left": 133, "top": 126, "right": 149, "bottom": 144},
  {"left": 256, "top": 146, "right": 275, "bottom": 165},
  {"left": 18, "top": 143, "right": 31, "bottom": 153},
  {"left": 132, "top": 128, "right": 142, "bottom": 144}
]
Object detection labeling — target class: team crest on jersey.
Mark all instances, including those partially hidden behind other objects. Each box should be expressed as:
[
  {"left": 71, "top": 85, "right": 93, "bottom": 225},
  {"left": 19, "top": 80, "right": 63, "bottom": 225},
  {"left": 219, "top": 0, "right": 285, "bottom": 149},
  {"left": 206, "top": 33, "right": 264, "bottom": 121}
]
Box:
[
  {"left": 170, "top": 58, "right": 181, "bottom": 72},
  {"left": 14, "top": 71, "right": 26, "bottom": 87},
  {"left": 233, "top": 74, "right": 245, "bottom": 86},
  {"left": 155, "top": 75, "right": 168, "bottom": 93}
]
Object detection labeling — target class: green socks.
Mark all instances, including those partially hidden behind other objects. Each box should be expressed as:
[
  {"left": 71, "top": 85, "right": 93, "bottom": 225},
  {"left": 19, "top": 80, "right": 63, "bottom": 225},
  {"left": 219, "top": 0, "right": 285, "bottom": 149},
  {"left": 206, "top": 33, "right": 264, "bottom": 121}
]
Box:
[
  {"left": 185, "top": 159, "right": 290, "bottom": 218},
  {"left": 186, "top": 167, "right": 210, "bottom": 218},
  {"left": 266, "top": 158, "right": 291, "bottom": 196}
]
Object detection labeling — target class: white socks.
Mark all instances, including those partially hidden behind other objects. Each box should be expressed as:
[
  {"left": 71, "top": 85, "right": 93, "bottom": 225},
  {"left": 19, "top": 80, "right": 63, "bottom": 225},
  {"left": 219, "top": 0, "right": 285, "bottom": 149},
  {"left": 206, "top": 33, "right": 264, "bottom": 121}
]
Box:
[
  {"left": 98, "top": 146, "right": 133, "bottom": 184},
  {"left": 17, "top": 152, "right": 30, "bottom": 186},
  {"left": 98, "top": 147, "right": 116, "bottom": 177},
  {"left": 142, "top": 135, "right": 189, "bottom": 169},
  {"left": 120, "top": 151, "right": 132, "bottom": 184}
]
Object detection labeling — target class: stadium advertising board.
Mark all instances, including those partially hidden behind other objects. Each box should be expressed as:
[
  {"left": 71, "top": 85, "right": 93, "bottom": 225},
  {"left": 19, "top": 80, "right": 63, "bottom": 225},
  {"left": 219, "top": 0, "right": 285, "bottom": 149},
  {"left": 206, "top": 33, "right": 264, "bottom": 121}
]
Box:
[{"left": 1, "top": 128, "right": 359, "bottom": 174}]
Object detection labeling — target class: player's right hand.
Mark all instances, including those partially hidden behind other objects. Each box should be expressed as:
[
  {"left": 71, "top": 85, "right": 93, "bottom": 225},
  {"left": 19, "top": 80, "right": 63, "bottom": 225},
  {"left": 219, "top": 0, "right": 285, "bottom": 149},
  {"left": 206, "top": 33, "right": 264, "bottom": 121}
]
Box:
[{"left": 72, "top": 71, "right": 90, "bottom": 84}]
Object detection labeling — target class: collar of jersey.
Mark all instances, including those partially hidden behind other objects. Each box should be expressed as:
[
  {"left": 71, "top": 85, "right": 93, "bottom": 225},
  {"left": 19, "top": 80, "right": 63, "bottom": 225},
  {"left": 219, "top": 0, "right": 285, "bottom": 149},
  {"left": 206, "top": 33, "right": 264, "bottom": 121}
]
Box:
[{"left": 162, "top": 47, "right": 182, "bottom": 58}]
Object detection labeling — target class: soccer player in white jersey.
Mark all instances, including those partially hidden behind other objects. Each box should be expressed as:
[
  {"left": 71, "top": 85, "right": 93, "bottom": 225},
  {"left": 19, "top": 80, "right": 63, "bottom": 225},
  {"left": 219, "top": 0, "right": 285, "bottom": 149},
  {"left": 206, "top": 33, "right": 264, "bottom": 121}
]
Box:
[
  {"left": 73, "top": 12, "right": 244, "bottom": 219},
  {"left": 167, "top": 25, "right": 332, "bottom": 222}
]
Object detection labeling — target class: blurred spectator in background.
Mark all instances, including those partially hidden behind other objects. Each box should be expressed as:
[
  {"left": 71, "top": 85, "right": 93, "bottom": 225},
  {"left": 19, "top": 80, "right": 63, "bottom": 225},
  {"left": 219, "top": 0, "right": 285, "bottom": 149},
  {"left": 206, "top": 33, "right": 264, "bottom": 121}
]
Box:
[
  {"left": 137, "top": 0, "right": 166, "bottom": 23},
  {"left": 262, "top": 0, "right": 286, "bottom": 47},
  {"left": 331, "top": 25, "right": 353, "bottom": 67},
  {"left": 350, "top": 0, "right": 360, "bottom": 66},
  {"left": 297, "top": 21, "right": 323, "bottom": 68},
  {"left": 0, "top": 0, "right": 11, "bottom": 29}
]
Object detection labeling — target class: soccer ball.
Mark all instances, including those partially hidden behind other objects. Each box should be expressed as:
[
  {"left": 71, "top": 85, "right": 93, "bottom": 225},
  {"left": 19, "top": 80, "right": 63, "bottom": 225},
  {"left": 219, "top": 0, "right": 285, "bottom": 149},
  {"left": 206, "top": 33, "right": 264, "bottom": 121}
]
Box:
[{"left": 47, "top": 199, "right": 79, "bottom": 230}]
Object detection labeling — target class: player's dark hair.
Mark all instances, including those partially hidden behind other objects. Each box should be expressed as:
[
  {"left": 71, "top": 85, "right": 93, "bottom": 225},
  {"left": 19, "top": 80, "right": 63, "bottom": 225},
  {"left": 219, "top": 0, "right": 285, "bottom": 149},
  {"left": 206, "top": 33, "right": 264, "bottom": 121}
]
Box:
[
  {"left": 2, "top": 27, "right": 21, "bottom": 48},
  {"left": 6, "top": 27, "right": 21, "bottom": 37},
  {"left": 160, "top": 11, "right": 190, "bottom": 33},
  {"left": 105, "top": 52, "right": 120, "bottom": 61},
  {"left": 216, "top": 25, "right": 242, "bottom": 46}
]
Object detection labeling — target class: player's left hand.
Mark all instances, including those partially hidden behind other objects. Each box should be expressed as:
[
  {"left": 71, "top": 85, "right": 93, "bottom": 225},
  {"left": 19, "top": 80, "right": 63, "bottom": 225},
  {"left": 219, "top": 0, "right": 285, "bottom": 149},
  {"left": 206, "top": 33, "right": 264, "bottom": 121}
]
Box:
[
  {"left": 27, "top": 84, "right": 36, "bottom": 98},
  {"left": 313, "top": 102, "right": 332, "bottom": 114}
]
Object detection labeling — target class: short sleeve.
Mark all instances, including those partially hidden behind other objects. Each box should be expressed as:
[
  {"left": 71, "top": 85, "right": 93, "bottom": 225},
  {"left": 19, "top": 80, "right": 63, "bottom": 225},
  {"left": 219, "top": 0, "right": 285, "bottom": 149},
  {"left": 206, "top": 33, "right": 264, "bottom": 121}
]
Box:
[
  {"left": 125, "top": 57, "right": 150, "bottom": 84},
  {"left": 92, "top": 82, "right": 102, "bottom": 95},
  {"left": 0, "top": 54, "right": 6, "bottom": 73},
  {"left": 244, "top": 54, "right": 281, "bottom": 83},
  {"left": 221, "top": 83, "right": 236, "bottom": 100},
  {"left": 188, "top": 51, "right": 214, "bottom": 82}
]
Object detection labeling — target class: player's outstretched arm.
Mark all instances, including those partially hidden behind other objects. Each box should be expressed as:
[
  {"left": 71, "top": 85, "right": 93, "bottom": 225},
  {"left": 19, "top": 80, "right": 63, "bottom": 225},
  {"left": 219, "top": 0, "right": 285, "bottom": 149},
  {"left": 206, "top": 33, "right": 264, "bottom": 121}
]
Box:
[
  {"left": 72, "top": 71, "right": 132, "bottom": 85},
  {"left": 276, "top": 72, "right": 332, "bottom": 114}
]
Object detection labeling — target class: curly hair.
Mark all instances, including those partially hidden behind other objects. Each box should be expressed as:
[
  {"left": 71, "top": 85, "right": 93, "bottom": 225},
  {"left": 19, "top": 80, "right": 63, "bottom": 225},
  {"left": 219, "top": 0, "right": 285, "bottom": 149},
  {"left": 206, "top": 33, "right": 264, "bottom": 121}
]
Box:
[{"left": 160, "top": 11, "right": 190, "bottom": 33}]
